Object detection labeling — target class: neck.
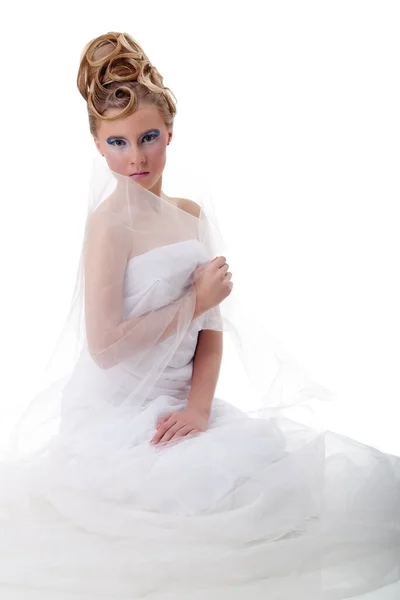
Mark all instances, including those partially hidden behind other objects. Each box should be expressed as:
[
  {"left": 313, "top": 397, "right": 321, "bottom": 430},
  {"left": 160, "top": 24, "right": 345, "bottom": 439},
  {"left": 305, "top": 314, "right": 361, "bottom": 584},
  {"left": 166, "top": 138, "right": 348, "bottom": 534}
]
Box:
[{"left": 148, "top": 174, "right": 163, "bottom": 198}]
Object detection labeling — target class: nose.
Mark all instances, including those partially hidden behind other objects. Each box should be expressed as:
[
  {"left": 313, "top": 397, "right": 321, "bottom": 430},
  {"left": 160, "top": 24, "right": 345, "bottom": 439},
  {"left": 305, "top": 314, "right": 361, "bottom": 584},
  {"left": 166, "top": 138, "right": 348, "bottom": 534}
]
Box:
[{"left": 130, "top": 144, "right": 146, "bottom": 167}]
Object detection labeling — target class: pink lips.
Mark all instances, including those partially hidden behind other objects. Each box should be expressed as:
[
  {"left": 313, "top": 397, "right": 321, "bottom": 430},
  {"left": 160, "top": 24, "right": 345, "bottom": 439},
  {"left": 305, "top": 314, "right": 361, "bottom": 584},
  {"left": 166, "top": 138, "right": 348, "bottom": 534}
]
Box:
[{"left": 130, "top": 172, "right": 149, "bottom": 179}]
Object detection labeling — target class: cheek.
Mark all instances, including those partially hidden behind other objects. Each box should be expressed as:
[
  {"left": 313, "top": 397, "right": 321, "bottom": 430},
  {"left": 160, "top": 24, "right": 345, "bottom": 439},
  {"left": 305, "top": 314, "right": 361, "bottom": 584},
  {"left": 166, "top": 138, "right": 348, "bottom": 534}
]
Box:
[
  {"left": 103, "top": 150, "right": 128, "bottom": 172},
  {"left": 147, "top": 143, "right": 167, "bottom": 167}
]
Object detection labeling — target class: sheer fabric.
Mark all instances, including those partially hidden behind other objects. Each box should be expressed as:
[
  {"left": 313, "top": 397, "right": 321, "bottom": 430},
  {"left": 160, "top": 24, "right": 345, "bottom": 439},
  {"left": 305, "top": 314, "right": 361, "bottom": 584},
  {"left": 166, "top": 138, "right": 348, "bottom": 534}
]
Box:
[{"left": 0, "top": 159, "right": 399, "bottom": 599}]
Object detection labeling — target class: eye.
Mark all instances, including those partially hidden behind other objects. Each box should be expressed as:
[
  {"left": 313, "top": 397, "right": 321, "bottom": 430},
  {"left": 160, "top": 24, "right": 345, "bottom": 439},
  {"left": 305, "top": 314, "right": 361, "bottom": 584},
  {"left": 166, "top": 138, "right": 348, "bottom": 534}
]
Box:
[
  {"left": 106, "top": 138, "right": 127, "bottom": 147},
  {"left": 142, "top": 133, "right": 158, "bottom": 143}
]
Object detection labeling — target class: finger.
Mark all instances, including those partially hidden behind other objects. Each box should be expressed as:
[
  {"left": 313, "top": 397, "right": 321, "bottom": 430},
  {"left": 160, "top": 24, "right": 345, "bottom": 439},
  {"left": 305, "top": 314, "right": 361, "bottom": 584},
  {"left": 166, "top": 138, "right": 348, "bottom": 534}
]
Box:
[
  {"left": 188, "top": 428, "right": 200, "bottom": 436},
  {"left": 194, "top": 264, "right": 206, "bottom": 279},
  {"left": 170, "top": 426, "right": 195, "bottom": 441},
  {"left": 156, "top": 413, "right": 171, "bottom": 428},
  {"left": 151, "top": 416, "right": 176, "bottom": 444},
  {"left": 216, "top": 255, "right": 226, "bottom": 263},
  {"left": 220, "top": 263, "right": 229, "bottom": 274},
  {"left": 171, "top": 427, "right": 201, "bottom": 442},
  {"left": 213, "top": 256, "right": 226, "bottom": 267},
  {"left": 157, "top": 413, "right": 170, "bottom": 424},
  {"left": 158, "top": 422, "right": 186, "bottom": 444}
]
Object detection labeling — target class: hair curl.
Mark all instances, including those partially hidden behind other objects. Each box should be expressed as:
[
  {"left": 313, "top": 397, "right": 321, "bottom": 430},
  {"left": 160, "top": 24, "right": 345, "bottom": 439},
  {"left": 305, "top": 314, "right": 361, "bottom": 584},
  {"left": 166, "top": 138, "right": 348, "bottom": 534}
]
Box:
[{"left": 77, "top": 31, "right": 177, "bottom": 136}]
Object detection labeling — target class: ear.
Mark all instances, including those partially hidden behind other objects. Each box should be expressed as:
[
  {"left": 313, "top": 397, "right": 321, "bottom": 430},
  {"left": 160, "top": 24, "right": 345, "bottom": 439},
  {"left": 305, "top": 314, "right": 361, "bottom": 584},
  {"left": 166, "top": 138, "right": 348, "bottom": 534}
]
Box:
[
  {"left": 93, "top": 137, "right": 103, "bottom": 156},
  {"left": 167, "top": 130, "right": 173, "bottom": 145}
]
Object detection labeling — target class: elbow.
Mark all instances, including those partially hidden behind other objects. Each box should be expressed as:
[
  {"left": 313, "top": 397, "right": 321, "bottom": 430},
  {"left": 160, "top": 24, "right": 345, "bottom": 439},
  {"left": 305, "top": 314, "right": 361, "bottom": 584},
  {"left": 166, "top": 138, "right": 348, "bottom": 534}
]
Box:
[
  {"left": 88, "top": 345, "right": 114, "bottom": 370},
  {"left": 90, "top": 351, "right": 114, "bottom": 370},
  {"left": 87, "top": 331, "right": 117, "bottom": 371}
]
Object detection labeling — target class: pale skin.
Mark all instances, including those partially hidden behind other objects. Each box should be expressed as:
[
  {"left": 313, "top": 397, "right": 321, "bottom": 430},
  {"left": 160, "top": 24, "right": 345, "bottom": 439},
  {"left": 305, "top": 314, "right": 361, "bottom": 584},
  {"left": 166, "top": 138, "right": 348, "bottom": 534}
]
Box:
[{"left": 93, "top": 105, "right": 232, "bottom": 445}]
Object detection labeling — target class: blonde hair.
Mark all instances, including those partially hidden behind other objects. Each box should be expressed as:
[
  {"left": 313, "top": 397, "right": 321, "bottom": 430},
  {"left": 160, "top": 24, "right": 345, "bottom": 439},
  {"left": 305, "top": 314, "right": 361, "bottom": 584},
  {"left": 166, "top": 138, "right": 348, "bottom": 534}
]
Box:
[{"left": 77, "top": 31, "right": 177, "bottom": 136}]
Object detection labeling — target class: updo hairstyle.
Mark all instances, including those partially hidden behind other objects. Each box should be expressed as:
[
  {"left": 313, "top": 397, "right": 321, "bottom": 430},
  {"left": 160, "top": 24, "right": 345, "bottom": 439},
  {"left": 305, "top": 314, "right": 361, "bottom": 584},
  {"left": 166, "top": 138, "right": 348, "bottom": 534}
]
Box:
[{"left": 77, "top": 31, "right": 177, "bottom": 136}]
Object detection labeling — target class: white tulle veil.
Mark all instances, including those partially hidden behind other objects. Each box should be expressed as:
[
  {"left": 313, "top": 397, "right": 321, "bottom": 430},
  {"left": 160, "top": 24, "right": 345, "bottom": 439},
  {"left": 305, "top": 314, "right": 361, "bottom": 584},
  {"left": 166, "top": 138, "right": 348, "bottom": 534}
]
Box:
[
  {"left": 0, "top": 155, "right": 399, "bottom": 600},
  {"left": 1, "top": 156, "right": 335, "bottom": 463}
]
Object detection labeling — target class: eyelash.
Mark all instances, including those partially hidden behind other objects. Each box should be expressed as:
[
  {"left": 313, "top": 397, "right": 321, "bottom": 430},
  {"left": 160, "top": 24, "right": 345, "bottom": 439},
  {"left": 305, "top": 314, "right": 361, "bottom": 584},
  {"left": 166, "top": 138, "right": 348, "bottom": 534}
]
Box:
[
  {"left": 107, "top": 133, "right": 158, "bottom": 147},
  {"left": 109, "top": 139, "right": 126, "bottom": 147},
  {"left": 142, "top": 133, "right": 158, "bottom": 143}
]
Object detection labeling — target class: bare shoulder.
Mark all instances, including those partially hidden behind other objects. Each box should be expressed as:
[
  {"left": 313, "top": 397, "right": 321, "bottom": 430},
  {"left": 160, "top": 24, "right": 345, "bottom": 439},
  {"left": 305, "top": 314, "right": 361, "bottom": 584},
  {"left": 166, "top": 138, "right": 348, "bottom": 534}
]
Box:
[
  {"left": 86, "top": 200, "right": 131, "bottom": 261},
  {"left": 177, "top": 198, "right": 201, "bottom": 219}
]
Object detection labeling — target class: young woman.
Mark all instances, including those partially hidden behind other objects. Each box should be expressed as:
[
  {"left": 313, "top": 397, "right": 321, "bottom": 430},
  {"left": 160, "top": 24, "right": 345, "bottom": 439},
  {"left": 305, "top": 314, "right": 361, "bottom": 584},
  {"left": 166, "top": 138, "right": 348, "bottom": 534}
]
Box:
[{"left": 0, "top": 31, "right": 399, "bottom": 600}]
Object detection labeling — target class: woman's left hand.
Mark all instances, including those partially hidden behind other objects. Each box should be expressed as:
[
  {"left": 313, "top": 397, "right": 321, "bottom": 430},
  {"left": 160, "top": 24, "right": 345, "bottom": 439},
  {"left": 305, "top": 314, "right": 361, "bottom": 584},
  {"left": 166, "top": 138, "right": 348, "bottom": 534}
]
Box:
[{"left": 151, "top": 409, "right": 209, "bottom": 445}]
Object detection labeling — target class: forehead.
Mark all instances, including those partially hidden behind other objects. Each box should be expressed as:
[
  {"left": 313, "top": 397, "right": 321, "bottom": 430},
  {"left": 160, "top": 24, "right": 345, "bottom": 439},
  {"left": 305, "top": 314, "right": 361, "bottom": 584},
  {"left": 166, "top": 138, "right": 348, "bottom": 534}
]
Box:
[{"left": 97, "top": 106, "right": 165, "bottom": 137}]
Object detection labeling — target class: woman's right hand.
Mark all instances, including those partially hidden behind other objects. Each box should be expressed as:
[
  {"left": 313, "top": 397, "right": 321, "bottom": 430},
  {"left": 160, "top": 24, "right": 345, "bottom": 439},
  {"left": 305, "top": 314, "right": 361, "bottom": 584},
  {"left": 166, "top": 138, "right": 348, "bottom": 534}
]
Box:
[{"left": 193, "top": 256, "right": 233, "bottom": 316}]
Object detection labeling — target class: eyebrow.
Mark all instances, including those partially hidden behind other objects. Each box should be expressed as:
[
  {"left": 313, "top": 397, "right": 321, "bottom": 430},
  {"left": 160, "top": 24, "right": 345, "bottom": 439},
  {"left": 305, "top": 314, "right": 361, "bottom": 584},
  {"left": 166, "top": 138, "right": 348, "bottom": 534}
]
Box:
[{"left": 106, "top": 129, "right": 158, "bottom": 140}]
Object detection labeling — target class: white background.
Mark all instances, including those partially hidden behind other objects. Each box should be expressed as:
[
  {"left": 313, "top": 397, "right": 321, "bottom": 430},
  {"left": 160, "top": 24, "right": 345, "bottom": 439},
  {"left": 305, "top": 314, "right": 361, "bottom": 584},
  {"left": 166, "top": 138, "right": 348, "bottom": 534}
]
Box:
[{"left": 1, "top": 1, "right": 399, "bottom": 455}]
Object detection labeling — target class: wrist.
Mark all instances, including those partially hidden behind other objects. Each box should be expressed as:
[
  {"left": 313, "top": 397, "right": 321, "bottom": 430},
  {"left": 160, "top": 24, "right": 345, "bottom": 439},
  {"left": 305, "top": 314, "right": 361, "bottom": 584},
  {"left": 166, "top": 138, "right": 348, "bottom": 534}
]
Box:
[
  {"left": 187, "top": 401, "right": 211, "bottom": 420},
  {"left": 193, "top": 295, "right": 207, "bottom": 319}
]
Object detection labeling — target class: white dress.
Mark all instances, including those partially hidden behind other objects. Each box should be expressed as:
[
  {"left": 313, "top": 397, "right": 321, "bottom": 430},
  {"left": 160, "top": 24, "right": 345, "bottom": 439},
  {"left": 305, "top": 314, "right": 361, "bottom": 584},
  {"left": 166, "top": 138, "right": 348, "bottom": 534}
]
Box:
[{"left": 0, "top": 239, "right": 399, "bottom": 600}]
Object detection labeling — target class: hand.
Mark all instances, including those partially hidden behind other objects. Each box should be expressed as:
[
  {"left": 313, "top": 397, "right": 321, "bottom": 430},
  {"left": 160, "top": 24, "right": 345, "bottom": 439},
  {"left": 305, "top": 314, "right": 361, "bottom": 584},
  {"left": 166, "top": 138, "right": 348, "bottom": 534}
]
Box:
[
  {"left": 151, "top": 408, "right": 209, "bottom": 445},
  {"left": 194, "top": 256, "right": 233, "bottom": 316}
]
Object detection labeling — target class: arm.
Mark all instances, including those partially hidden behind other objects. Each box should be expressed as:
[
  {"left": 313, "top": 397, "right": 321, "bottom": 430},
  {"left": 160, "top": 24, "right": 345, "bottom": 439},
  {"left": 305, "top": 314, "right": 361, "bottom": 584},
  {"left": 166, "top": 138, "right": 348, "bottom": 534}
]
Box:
[
  {"left": 101, "top": 292, "right": 205, "bottom": 369},
  {"left": 151, "top": 328, "right": 223, "bottom": 444},
  {"left": 187, "top": 329, "right": 223, "bottom": 418},
  {"left": 84, "top": 210, "right": 206, "bottom": 370}
]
